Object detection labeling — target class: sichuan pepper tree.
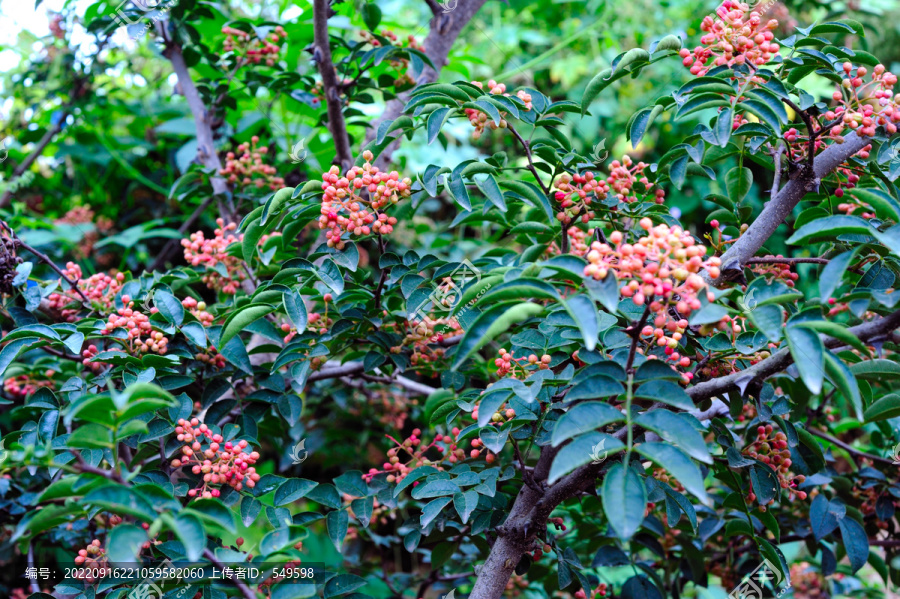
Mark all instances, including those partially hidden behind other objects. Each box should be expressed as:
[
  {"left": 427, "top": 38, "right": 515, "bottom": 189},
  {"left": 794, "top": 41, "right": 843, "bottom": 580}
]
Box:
[{"left": 2, "top": 1, "right": 900, "bottom": 599}]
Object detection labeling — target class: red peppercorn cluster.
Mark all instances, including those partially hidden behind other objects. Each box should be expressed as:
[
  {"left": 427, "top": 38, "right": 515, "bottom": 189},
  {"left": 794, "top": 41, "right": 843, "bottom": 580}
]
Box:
[
  {"left": 363, "top": 429, "right": 447, "bottom": 484},
  {"left": 182, "top": 219, "right": 246, "bottom": 294},
  {"left": 55, "top": 206, "right": 113, "bottom": 259},
  {"left": 788, "top": 562, "right": 827, "bottom": 598},
  {"left": 827, "top": 63, "right": 900, "bottom": 138},
  {"left": 169, "top": 418, "right": 261, "bottom": 497},
  {"left": 743, "top": 424, "right": 807, "bottom": 509},
  {"left": 49, "top": 13, "right": 65, "bottom": 39},
  {"left": 101, "top": 294, "right": 168, "bottom": 355},
  {"left": 194, "top": 347, "right": 226, "bottom": 369},
  {"left": 574, "top": 583, "right": 609, "bottom": 598},
  {"left": 585, "top": 220, "right": 724, "bottom": 378},
  {"left": 749, "top": 256, "right": 799, "bottom": 287},
  {"left": 445, "top": 427, "right": 497, "bottom": 464},
  {"left": 678, "top": 1, "right": 779, "bottom": 76},
  {"left": 609, "top": 156, "right": 665, "bottom": 205},
  {"left": 553, "top": 172, "right": 608, "bottom": 225},
  {"left": 3, "top": 372, "right": 54, "bottom": 398},
  {"left": 388, "top": 316, "right": 461, "bottom": 367},
  {"left": 219, "top": 136, "right": 285, "bottom": 191},
  {"left": 81, "top": 344, "right": 103, "bottom": 373},
  {"left": 47, "top": 263, "right": 124, "bottom": 321},
  {"left": 494, "top": 348, "right": 551, "bottom": 379},
  {"left": 471, "top": 399, "right": 516, "bottom": 430},
  {"left": 221, "top": 25, "right": 286, "bottom": 67},
  {"left": 317, "top": 150, "right": 410, "bottom": 250},
  {"left": 181, "top": 297, "right": 214, "bottom": 327},
  {"left": 464, "top": 80, "right": 533, "bottom": 139},
  {"left": 73, "top": 540, "right": 109, "bottom": 581}
]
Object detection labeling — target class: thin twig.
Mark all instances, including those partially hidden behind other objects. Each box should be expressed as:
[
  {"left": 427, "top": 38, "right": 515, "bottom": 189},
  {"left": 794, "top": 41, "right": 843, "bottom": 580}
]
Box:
[
  {"left": 808, "top": 427, "right": 894, "bottom": 467},
  {"left": 203, "top": 548, "right": 258, "bottom": 599},
  {"left": 745, "top": 256, "right": 829, "bottom": 266},
  {"left": 10, "top": 230, "right": 91, "bottom": 307}
]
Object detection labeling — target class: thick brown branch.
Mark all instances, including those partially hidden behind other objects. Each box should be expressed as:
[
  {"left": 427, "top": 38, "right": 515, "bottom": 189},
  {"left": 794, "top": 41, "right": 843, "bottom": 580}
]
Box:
[
  {"left": 711, "top": 131, "right": 869, "bottom": 284},
  {"left": 312, "top": 0, "right": 354, "bottom": 172}
]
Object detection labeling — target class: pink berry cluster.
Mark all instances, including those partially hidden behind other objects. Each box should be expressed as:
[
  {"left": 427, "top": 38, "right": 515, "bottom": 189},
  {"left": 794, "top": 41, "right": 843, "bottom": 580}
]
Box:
[
  {"left": 494, "top": 348, "right": 551, "bottom": 379},
  {"left": 678, "top": 1, "right": 779, "bottom": 76},
  {"left": 181, "top": 297, "right": 214, "bottom": 326},
  {"left": 81, "top": 344, "right": 103, "bottom": 373},
  {"left": 574, "top": 583, "right": 609, "bottom": 599},
  {"left": 827, "top": 63, "right": 900, "bottom": 138},
  {"left": 584, "top": 219, "right": 724, "bottom": 378},
  {"left": 749, "top": 256, "right": 799, "bottom": 287},
  {"left": 471, "top": 399, "right": 516, "bottom": 429},
  {"left": 55, "top": 206, "right": 113, "bottom": 258},
  {"left": 3, "top": 372, "right": 54, "bottom": 398},
  {"left": 553, "top": 172, "right": 608, "bottom": 225},
  {"left": 359, "top": 29, "right": 423, "bottom": 51},
  {"left": 182, "top": 219, "right": 246, "bottom": 294},
  {"left": 47, "top": 263, "right": 124, "bottom": 321},
  {"left": 317, "top": 150, "right": 410, "bottom": 249},
  {"left": 219, "top": 136, "right": 285, "bottom": 191},
  {"left": 606, "top": 156, "right": 665, "bottom": 205},
  {"left": 743, "top": 424, "right": 807, "bottom": 509},
  {"left": 73, "top": 539, "right": 107, "bottom": 580},
  {"left": 465, "top": 80, "right": 533, "bottom": 139},
  {"left": 363, "top": 429, "right": 447, "bottom": 484},
  {"left": 222, "top": 25, "right": 286, "bottom": 67},
  {"left": 101, "top": 295, "right": 168, "bottom": 355},
  {"left": 388, "top": 315, "right": 461, "bottom": 367},
  {"left": 169, "top": 418, "right": 261, "bottom": 497}
]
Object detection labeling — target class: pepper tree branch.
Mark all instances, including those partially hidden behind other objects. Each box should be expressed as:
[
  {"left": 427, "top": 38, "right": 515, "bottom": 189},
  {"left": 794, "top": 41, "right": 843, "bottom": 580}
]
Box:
[
  {"left": 807, "top": 427, "right": 895, "bottom": 467},
  {"left": 162, "top": 30, "right": 235, "bottom": 221},
  {"left": 367, "top": 0, "right": 489, "bottom": 169},
  {"left": 312, "top": 0, "right": 354, "bottom": 172},
  {"left": 469, "top": 306, "right": 900, "bottom": 598},
  {"left": 711, "top": 130, "right": 869, "bottom": 285}
]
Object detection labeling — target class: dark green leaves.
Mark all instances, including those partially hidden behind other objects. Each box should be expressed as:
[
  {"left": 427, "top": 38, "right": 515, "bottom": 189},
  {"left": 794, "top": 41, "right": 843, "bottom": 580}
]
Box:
[
  {"left": 552, "top": 402, "right": 624, "bottom": 446},
  {"left": 785, "top": 320, "right": 825, "bottom": 395},
  {"left": 451, "top": 302, "right": 544, "bottom": 369},
  {"left": 601, "top": 464, "right": 646, "bottom": 540}
]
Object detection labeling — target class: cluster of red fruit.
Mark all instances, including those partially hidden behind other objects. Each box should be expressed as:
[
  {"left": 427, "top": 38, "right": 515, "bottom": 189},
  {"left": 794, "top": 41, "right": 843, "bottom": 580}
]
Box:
[
  {"left": 73, "top": 540, "right": 108, "bottom": 582},
  {"left": 606, "top": 156, "right": 665, "bottom": 205},
  {"left": 194, "top": 347, "right": 226, "bottom": 369},
  {"left": 3, "top": 372, "right": 54, "bottom": 398},
  {"left": 181, "top": 296, "right": 214, "bottom": 327},
  {"left": 47, "top": 263, "right": 124, "bottom": 321},
  {"left": 363, "top": 429, "right": 447, "bottom": 484},
  {"left": 584, "top": 220, "right": 724, "bottom": 378},
  {"left": 494, "top": 348, "right": 551, "bottom": 379},
  {"left": 182, "top": 219, "right": 246, "bottom": 294},
  {"left": 100, "top": 295, "right": 167, "bottom": 355},
  {"left": 748, "top": 255, "right": 799, "bottom": 287},
  {"left": 388, "top": 316, "right": 460, "bottom": 367},
  {"left": 219, "top": 136, "right": 285, "bottom": 191},
  {"left": 49, "top": 13, "right": 65, "bottom": 39},
  {"left": 553, "top": 171, "right": 607, "bottom": 225},
  {"left": 470, "top": 400, "right": 516, "bottom": 429},
  {"left": 170, "top": 418, "right": 261, "bottom": 497},
  {"left": 447, "top": 427, "right": 496, "bottom": 464},
  {"left": 827, "top": 63, "right": 900, "bottom": 138},
  {"left": 465, "top": 80, "right": 533, "bottom": 139},
  {"left": 788, "top": 562, "right": 828, "bottom": 598},
  {"left": 678, "top": 1, "right": 779, "bottom": 76},
  {"left": 80, "top": 344, "right": 103, "bottom": 373},
  {"left": 574, "top": 583, "right": 609, "bottom": 598},
  {"left": 221, "top": 25, "right": 286, "bottom": 67},
  {"left": 317, "top": 150, "right": 410, "bottom": 250},
  {"left": 743, "top": 424, "right": 807, "bottom": 510}
]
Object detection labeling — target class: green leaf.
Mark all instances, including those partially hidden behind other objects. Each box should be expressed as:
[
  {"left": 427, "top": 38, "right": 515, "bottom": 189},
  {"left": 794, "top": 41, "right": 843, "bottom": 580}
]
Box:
[
  {"left": 562, "top": 294, "right": 600, "bottom": 352},
  {"left": 453, "top": 490, "right": 479, "bottom": 523},
  {"left": 565, "top": 375, "right": 625, "bottom": 402},
  {"left": 106, "top": 524, "right": 148, "bottom": 564},
  {"left": 274, "top": 478, "right": 319, "bottom": 506},
  {"left": 219, "top": 304, "right": 275, "bottom": 348},
  {"left": 498, "top": 180, "right": 555, "bottom": 223},
  {"left": 447, "top": 171, "right": 471, "bottom": 211},
  {"left": 552, "top": 402, "right": 625, "bottom": 446},
  {"left": 636, "top": 442, "right": 709, "bottom": 504},
  {"left": 427, "top": 107, "right": 453, "bottom": 144},
  {"left": 549, "top": 433, "right": 624, "bottom": 485},
  {"left": 634, "top": 410, "right": 711, "bottom": 463},
  {"left": 838, "top": 517, "right": 870, "bottom": 573},
  {"left": 750, "top": 462, "right": 780, "bottom": 506},
  {"left": 171, "top": 513, "right": 205, "bottom": 561},
  {"left": 153, "top": 291, "right": 184, "bottom": 326},
  {"left": 863, "top": 393, "right": 900, "bottom": 422},
  {"left": 796, "top": 320, "right": 868, "bottom": 355},
  {"left": 633, "top": 380, "right": 694, "bottom": 410},
  {"left": 361, "top": 2, "right": 381, "bottom": 31},
  {"left": 819, "top": 250, "right": 857, "bottom": 302},
  {"left": 581, "top": 69, "right": 612, "bottom": 115},
  {"left": 725, "top": 167, "right": 753, "bottom": 204},
  {"left": 451, "top": 302, "right": 544, "bottom": 369},
  {"left": 259, "top": 525, "right": 308, "bottom": 554},
  {"left": 411, "top": 478, "right": 461, "bottom": 499},
  {"left": 324, "top": 574, "right": 367, "bottom": 598},
  {"left": 601, "top": 463, "right": 646, "bottom": 540},
  {"left": 327, "top": 509, "right": 349, "bottom": 551},
  {"left": 786, "top": 216, "right": 871, "bottom": 245},
  {"left": 84, "top": 485, "right": 157, "bottom": 521},
  {"left": 67, "top": 423, "right": 113, "bottom": 449},
  {"left": 785, "top": 323, "right": 825, "bottom": 394},
  {"left": 242, "top": 217, "right": 265, "bottom": 262},
  {"left": 283, "top": 290, "right": 308, "bottom": 332},
  {"left": 823, "top": 351, "right": 862, "bottom": 419},
  {"left": 420, "top": 497, "right": 452, "bottom": 527},
  {"left": 850, "top": 359, "right": 900, "bottom": 380}
]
